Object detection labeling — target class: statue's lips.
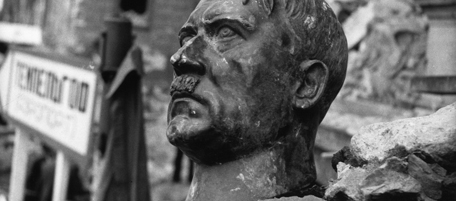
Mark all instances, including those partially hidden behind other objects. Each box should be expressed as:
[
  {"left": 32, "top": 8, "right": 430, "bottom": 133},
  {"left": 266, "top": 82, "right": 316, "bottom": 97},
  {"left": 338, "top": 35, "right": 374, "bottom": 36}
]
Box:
[
  {"left": 167, "top": 92, "right": 212, "bottom": 142},
  {"left": 170, "top": 97, "right": 207, "bottom": 118},
  {"left": 169, "top": 92, "right": 209, "bottom": 119}
]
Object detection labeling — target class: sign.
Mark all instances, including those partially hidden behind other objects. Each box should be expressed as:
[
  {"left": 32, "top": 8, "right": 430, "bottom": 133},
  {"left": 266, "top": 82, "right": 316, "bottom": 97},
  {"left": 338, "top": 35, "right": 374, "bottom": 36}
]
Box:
[
  {"left": 0, "top": 22, "right": 42, "bottom": 45},
  {"left": 2, "top": 48, "right": 97, "bottom": 157}
]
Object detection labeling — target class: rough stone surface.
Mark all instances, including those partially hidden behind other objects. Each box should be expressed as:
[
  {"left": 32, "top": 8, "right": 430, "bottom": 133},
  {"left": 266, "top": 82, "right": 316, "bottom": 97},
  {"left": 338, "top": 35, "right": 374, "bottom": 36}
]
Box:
[
  {"left": 408, "top": 154, "right": 445, "bottom": 200},
  {"left": 331, "top": 146, "right": 366, "bottom": 170},
  {"left": 327, "top": 103, "right": 456, "bottom": 201},
  {"left": 350, "top": 102, "right": 456, "bottom": 165},
  {"left": 325, "top": 163, "right": 368, "bottom": 200},
  {"left": 337, "top": 0, "right": 428, "bottom": 106},
  {"left": 442, "top": 172, "right": 456, "bottom": 201},
  {"left": 360, "top": 164, "right": 421, "bottom": 200},
  {"left": 326, "top": 157, "right": 425, "bottom": 200}
]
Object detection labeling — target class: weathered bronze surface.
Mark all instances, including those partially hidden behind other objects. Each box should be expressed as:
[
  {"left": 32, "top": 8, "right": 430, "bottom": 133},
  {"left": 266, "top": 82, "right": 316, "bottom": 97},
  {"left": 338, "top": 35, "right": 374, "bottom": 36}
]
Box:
[{"left": 167, "top": 0, "right": 348, "bottom": 200}]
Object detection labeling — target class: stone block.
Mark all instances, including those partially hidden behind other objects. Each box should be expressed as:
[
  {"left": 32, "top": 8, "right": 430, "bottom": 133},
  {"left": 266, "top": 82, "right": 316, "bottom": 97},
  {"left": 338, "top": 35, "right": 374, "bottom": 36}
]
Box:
[
  {"left": 441, "top": 172, "right": 456, "bottom": 201},
  {"left": 328, "top": 103, "right": 456, "bottom": 201},
  {"left": 325, "top": 163, "right": 368, "bottom": 200},
  {"left": 350, "top": 103, "right": 456, "bottom": 167}
]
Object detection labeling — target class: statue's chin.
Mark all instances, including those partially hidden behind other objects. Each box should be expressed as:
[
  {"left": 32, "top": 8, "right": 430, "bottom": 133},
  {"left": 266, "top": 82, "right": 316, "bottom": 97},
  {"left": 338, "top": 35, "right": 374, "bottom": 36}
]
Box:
[{"left": 167, "top": 115, "right": 212, "bottom": 143}]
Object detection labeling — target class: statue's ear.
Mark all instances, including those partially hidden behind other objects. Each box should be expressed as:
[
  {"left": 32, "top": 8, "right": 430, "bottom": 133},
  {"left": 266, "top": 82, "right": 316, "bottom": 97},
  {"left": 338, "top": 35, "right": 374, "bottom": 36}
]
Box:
[{"left": 292, "top": 60, "right": 329, "bottom": 110}]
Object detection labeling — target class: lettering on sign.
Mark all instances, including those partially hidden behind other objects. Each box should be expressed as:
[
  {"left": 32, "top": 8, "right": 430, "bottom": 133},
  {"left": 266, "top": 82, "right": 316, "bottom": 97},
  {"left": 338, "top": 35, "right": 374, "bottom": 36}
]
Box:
[
  {"left": 4, "top": 50, "right": 97, "bottom": 156},
  {"left": 16, "top": 62, "right": 90, "bottom": 112}
]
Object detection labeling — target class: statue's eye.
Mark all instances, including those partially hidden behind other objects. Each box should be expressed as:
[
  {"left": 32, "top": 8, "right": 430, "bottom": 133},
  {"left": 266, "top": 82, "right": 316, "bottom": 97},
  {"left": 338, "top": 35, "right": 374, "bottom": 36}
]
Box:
[
  {"left": 179, "top": 33, "right": 195, "bottom": 46},
  {"left": 217, "top": 26, "right": 236, "bottom": 39}
]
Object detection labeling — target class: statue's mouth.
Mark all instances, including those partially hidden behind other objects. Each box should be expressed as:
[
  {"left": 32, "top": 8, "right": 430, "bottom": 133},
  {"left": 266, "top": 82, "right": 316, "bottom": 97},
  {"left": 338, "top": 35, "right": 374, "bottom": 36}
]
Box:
[
  {"left": 167, "top": 76, "right": 212, "bottom": 144},
  {"left": 169, "top": 93, "right": 208, "bottom": 119},
  {"left": 167, "top": 98, "right": 212, "bottom": 146},
  {"left": 168, "top": 74, "right": 209, "bottom": 120}
]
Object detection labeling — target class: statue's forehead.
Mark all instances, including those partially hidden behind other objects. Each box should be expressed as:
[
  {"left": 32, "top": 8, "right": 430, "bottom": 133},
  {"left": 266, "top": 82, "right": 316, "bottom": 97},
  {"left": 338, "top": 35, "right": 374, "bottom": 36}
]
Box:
[{"left": 188, "top": 0, "right": 258, "bottom": 26}]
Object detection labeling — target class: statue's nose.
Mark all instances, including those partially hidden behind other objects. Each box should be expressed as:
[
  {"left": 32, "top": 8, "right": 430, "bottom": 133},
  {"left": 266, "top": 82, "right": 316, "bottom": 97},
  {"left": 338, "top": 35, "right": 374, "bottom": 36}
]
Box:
[{"left": 170, "top": 37, "right": 206, "bottom": 76}]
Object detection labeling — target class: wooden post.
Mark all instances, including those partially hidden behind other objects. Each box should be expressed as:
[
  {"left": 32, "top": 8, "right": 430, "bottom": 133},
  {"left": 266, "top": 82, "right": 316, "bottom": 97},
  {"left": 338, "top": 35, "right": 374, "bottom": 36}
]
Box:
[
  {"left": 52, "top": 152, "right": 71, "bottom": 201},
  {"left": 9, "top": 129, "right": 32, "bottom": 201}
]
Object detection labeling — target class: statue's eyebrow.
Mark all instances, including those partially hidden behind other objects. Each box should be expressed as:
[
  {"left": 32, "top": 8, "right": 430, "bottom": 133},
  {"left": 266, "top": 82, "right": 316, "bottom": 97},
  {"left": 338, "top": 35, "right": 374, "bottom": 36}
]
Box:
[
  {"left": 178, "top": 24, "right": 198, "bottom": 46},
  {"left": 178, "top": 24, "right": 197, "bottom": 37},
  {"left": 202, "top": 14, "right": 256, "bottom": 31}
]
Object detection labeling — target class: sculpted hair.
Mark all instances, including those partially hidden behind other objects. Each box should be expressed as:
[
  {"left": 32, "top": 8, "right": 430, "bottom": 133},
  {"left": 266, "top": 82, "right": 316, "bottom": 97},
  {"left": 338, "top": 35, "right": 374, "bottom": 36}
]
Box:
[{"left": 260, "top": 0, "right": 348, "bottom": 122}]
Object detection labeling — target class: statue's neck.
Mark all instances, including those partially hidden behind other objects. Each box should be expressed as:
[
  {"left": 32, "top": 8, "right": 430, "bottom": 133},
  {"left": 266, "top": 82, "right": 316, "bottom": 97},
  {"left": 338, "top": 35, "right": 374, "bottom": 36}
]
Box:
[{"left": 185, "top": 137, "right": 316, "bottom": 201}]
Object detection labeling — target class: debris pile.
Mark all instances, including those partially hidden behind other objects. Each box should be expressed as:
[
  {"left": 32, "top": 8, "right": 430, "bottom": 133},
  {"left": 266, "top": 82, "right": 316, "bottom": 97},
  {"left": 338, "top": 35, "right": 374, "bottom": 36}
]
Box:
[
  {"left": 331, "top": 0, "right": 428, "bottom": 105},
  {"left": 327, "top": 103, "right": 456, "bottom": 201}
]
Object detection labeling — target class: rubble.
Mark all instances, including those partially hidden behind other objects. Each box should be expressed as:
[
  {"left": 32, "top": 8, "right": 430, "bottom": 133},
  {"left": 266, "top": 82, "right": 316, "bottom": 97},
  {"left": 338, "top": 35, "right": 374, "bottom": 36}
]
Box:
[
  {"left": 327, "top": 103, "right": 456, "bottom": 201},
  {"left": 442, "top": 172, "right": 456, "bottom": 200},
  {"left": 360, "top": 165, "right": 421, "bottom": 200},
  {"left": 325, "top": 163, "right": 369, "bottom": 200},
  {"left": 335, "top": 0, "right": 428, "bottom": 106},
  {"left": 408, "top": 154, "right": 445, "bottom": 200},
  {"left": 350, "top": 102, "right": 456, "bottom": 168}
]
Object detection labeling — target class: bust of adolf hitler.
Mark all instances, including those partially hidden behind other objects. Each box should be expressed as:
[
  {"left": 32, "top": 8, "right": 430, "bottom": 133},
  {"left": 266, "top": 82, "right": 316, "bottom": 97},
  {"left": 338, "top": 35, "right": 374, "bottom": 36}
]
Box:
[{"left": 167, "top": 0, "right": 348, "bottom": 200}]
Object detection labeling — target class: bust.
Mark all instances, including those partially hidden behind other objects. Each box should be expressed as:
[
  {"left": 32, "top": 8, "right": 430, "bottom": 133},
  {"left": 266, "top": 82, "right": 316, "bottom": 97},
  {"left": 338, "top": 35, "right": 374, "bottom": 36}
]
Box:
[{"left": 167, "top": 0, "right": 348, "bottom": 200}]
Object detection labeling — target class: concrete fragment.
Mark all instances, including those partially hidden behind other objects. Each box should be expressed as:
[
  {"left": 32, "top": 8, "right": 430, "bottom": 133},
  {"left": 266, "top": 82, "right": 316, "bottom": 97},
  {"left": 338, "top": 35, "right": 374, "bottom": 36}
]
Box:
[
  {"left": 360, "top": 168, "right": 421, "bottom": 201},
  {"left": 343, "top": 2, "right": 374, "bottom": 49},
  {"left": 331, "top": 146, "right": 367, "bottom": 171},
  {"left": 442, "top": 172, "right": 456, "bottom": 201},
  {"left": 350, "top": 103, "right": 456, "bottom": 164},
  {"left": 339, "top": 0, "right": 429, "bottom": 105},
  {"left": 326, "top": 154, "right": 456, "bottom": 200},
  {"left": 328, "top": 103, "right": 455, "bottom": 201},
  {"left": 325, "top": 163, "right": 368, "bottom": 200},
  {"left": 408, "top": 154, "right": 445, "bottom": 200}
]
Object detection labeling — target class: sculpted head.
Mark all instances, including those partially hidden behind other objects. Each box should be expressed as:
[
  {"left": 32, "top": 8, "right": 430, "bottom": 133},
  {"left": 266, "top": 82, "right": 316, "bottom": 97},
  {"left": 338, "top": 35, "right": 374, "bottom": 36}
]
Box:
[{"left": 167, "top": 0, "right": 347, "bottom": 166}]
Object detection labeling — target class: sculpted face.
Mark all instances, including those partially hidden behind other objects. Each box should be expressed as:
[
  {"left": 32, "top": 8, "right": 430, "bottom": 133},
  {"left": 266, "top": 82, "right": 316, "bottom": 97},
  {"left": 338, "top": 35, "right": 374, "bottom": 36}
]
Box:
[
  {"left": 167, "top": 0, "right": 296, "bottom": 164},
  {"left": 166, "top": 1, "right": 346, "bottom": 199}
]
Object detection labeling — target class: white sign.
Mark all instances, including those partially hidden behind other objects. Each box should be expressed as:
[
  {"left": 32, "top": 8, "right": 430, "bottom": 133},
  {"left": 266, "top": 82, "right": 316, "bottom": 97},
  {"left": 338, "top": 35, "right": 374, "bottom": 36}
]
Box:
[
  {"left": 0, "top": 0, "right": 4, "bottom": 13},
  {"left": 0, "top": 51, "right": 12, "bottom": 112},
  {"left": 3, "top": 50, "right": 97, "bottom": 156},
  {"left": 0, "top": 22, "right": 42, "bottom": 45}
]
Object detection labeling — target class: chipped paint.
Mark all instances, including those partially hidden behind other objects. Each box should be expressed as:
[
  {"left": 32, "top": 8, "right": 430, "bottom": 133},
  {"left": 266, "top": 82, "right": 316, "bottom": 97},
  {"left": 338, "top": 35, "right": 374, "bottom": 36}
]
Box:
[
  {"left": 230, "top": 187, "right": 241, "bottom": 192},
  {"left": 295, "top": 127, "right": 302, "bottom": 137},
  {"left": 236, "top": 173, "right": 245, "bottom": 181},
  {"left": 190, "top": 181, "right": 198, "bottom": 198},
  {"left": 232, "top": 151, "right": 287, "bottom": 198},
  {"left": 322, "top": 1, "right": 328, "bottom": 11},
  {"left": 304, "top": 16, "right": 316, "bottom": 29}
]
